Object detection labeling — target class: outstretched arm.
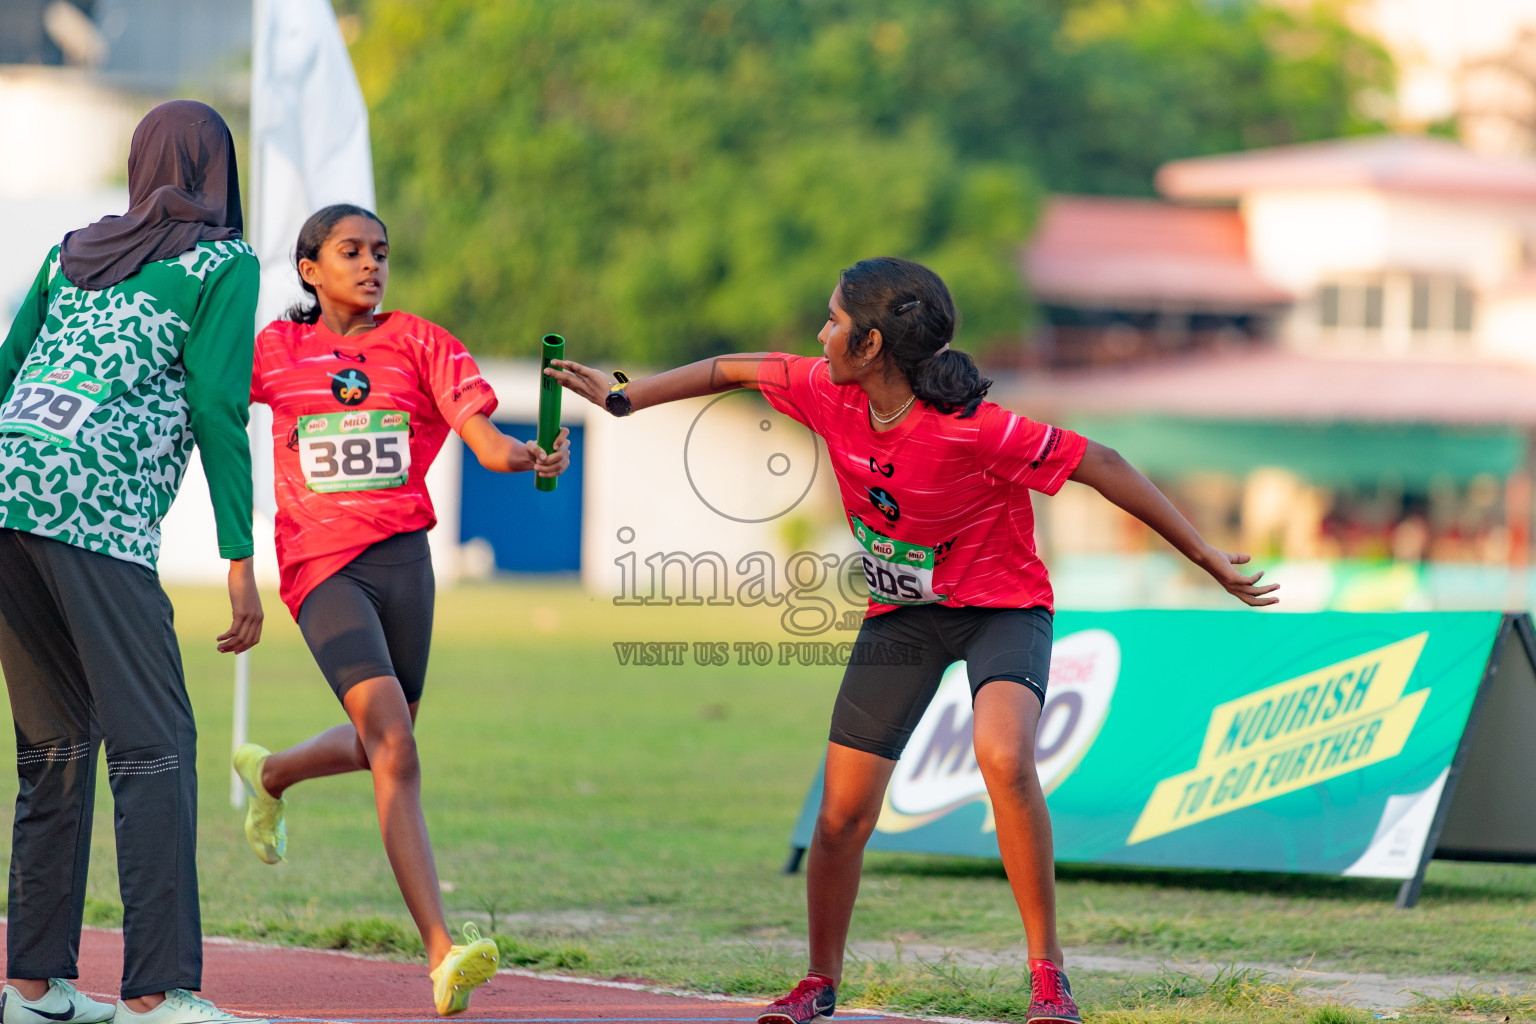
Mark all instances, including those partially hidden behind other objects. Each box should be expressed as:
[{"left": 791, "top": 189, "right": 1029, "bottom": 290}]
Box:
[
  {"left": 544, "top": 354, "right": 774, "bottom": 413},
  {"left": 1069, "top": 440, "right": 1279, "bottom": 607}
]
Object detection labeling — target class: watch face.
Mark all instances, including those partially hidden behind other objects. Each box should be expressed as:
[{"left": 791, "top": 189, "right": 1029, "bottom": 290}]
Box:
[{"left": 605, "top": 390, "right": 631, "bottom": 416}]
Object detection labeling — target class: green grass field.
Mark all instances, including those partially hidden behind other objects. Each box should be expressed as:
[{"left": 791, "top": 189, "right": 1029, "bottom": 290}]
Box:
[{"left": 0, "top": 583, "right": 1532, "bottom": 1024}]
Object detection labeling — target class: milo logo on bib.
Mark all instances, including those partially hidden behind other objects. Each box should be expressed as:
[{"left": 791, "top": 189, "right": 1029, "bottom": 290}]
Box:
[
  {"left": 296, "top": 409, "right": 412, "bottom": 492},
  {"left": 850, "top": 514, "right": 945, "bottom": 605},
  {"left": 0, "top": 364, "right": 110, "bottom": 447}
]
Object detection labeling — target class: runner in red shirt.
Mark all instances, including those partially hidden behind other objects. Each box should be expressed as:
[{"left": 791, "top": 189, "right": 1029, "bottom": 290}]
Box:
[
  {"left": 548, "top": 257, "right": 1278, "bottom": 1024},
  {"left": 757, "top": 352, "right": 1085, "bottom": 616},
  {"left": 252, "top": 300, "right": 505, "bottom": 620},
  {"left": 233, "top": 204, "right": 570, "bottom": 1016}
]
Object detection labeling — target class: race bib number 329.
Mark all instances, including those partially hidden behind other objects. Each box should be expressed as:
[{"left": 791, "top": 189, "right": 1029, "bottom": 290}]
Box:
[
  {"left": 297, "top": 410, "right": 411, "bottom": 492},
  {"left": 0, "top": 365, "right": 108, "bottom": 446}
]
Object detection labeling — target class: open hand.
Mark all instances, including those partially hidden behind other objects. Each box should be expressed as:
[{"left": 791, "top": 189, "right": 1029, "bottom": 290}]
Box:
[
  {"left": 544, "top": 359, "right": 615, "bottom": 408},
  {"left": 1203, "top": 549, "right": 1280, "bottom": 607},
  {"left": 218, "top": 557, "right": 263, "bottom": 653}
]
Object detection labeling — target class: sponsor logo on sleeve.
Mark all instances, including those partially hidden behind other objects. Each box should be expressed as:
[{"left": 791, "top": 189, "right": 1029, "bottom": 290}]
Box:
[
  {"left": 451, "top": 377, "right": 490, "bottom": 403},
  {"left": 1029, "top": 426, "right": 1062, "bottom": 470}
]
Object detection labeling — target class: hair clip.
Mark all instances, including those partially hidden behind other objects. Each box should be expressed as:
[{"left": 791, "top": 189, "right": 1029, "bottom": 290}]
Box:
[{"left": 894, "top": 300, "right": 921, "bottom": 314}]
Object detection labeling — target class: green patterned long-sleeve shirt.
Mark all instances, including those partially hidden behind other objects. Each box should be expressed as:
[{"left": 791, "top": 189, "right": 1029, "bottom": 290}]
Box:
[{"left": 0, "top": 240, "right": 258, "bottom": 567}]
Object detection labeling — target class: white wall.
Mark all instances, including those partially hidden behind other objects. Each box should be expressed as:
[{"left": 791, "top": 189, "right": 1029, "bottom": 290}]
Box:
[
  {"left": 157, "top": 453, "right": 270, "bottom": 585},
  {"left": 0, "top": 69, "right": 135, "bottom": 330},
  {"left": 1243, "top": 186, "right": 1536, "bottom": 357},
  {"left": 1377, "top": 194, "right": 1536, "bottom": 287},
  {"left": 0, "top": 187, "right": 129, "bottom": 329},
  {"left": 1479, "top": 289, "right": 1536, "bottom": 363},
  {"left": 0, "top": 67, "right": 142, "bottom": 199},
  {"left": 1244, "top": 188, "right": 1536, "bottom": 292},
  {"left": 1243, "top": 189, "right": 1392, "bottom": 293}
]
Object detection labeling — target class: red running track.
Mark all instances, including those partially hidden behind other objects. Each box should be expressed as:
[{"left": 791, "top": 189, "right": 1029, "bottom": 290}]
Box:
[{"left": 0, "top": 926, "right": 892, "bottom": 1024}]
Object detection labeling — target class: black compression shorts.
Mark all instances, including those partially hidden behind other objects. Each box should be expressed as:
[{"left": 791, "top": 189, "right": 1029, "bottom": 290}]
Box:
[
  {"left": 829, "top": 604, "right": 1052, "bottom": 761},
  {"left": 296, "top": 529, "right": 434, "bottom": 704}
]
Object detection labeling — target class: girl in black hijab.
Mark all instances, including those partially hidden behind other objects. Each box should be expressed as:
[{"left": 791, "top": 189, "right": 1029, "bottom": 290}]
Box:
[
  {"left": 0, "top": 100, "right": 264, "bottom": 1024},
  {"left": 60, "top": 98, "right": 244, "bottom": 289}
]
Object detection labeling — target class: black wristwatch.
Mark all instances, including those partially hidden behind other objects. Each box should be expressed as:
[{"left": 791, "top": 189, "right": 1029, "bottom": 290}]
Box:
[{"left": 605, "top": 371, "right": 633, "bottom": 417}]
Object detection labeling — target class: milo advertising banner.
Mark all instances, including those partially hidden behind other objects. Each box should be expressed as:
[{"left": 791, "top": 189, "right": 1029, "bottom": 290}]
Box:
[{"left": 788, "top": 612, "right": 1536, "bottom": 907}]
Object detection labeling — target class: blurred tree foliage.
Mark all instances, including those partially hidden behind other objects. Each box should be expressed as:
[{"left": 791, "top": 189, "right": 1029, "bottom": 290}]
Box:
[{"left": 349, "top": 0, "right": 1391, "bottom": 362}]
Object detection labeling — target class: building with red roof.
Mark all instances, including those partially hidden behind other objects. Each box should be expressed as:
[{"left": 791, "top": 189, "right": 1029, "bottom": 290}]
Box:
[
  {"left": 1016, "top": 135, "right": 1536, "bottom": 606},
  {"left": 1025, "top": 134, "right": 1536, "bottom": 368}
]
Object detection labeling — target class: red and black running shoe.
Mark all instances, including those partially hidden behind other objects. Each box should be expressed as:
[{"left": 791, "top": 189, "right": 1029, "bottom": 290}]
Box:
[
  {"left": 1025, "top": 959, "right": 1082, "bottom": 1024},
  {"left": 757, "top": 974, "right": 836, "bottom": 1024}
]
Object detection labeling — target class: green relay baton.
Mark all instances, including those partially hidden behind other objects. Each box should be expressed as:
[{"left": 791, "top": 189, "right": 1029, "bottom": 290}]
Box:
[{"left": 536, "top": 334, "right": 564, "bottom": 492}]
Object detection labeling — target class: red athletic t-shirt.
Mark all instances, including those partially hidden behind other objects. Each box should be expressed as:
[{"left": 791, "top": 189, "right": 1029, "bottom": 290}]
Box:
[
  {"left": 760, "top": 354, "right": 1086, "bottom": 616},
  {"left": 251, "top": 311, "right": 497, "bottom": 618}
]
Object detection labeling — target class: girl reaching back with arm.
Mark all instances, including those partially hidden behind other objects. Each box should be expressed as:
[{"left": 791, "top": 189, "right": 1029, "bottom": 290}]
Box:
[{"left": 549, "top": 256, "right": 1274, "bottom": 1024}]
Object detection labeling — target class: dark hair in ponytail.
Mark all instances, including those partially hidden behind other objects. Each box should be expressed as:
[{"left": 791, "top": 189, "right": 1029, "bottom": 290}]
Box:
[
  {"left": 837, "top": 256, "right": 991, "bottom": 418},
  {"left": 284, "top": 203, "right": 389, "bottom": 323}
]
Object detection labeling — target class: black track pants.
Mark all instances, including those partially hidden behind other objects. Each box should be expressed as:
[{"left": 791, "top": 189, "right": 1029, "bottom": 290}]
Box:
[{"left": 0, "top": 528, "right": 201, "bottom": 998}]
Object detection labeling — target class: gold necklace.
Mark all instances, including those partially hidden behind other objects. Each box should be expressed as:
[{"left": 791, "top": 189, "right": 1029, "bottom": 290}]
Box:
[{"left": 870, "top": 393, "right": 916, "bottom": 424}]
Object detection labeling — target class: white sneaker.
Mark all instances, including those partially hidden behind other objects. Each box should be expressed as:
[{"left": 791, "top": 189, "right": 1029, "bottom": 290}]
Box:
[
  {"left": 112, "top": 991, "right": 266, "bottom": 1024},
  {"left": 1, "top": 980, "right": 114, "bottom": 1024}
]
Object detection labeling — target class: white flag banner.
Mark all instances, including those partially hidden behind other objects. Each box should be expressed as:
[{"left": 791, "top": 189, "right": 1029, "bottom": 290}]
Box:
[{"left": 251, "top": 0, "right": 376, "bottom": 324}]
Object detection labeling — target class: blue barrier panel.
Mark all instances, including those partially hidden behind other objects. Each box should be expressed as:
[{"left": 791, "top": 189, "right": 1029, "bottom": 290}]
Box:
[{"left": 459, "top": 421, "right": 584, "bottom": 573}]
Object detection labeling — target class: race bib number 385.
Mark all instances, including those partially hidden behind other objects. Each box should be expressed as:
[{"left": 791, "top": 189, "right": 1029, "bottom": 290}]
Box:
[
  {"left": 297, "top": 410, "right": 411, "bottom": 492},
  {"left": 0, "top": 365, "right": 108, "bottom": 446}
]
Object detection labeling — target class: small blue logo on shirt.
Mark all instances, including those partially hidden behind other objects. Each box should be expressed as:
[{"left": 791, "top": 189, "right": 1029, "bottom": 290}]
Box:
[
  {"left": 867, "top": 486, "right": 900, "bottom": 523},
  {"left": 330, "top": 369, "right": 370, "bottom": 405}
]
